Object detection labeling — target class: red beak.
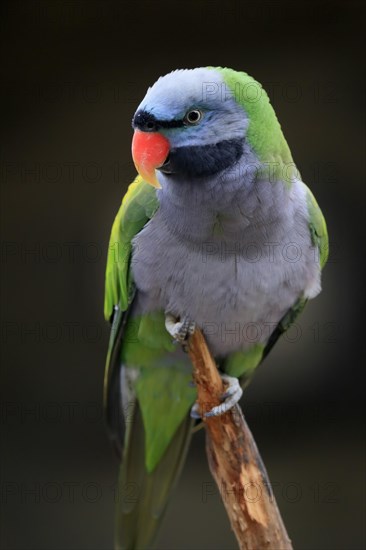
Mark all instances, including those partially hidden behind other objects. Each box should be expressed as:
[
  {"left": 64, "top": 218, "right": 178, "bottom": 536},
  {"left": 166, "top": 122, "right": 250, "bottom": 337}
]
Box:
[{"left": 131, "top": 130, "right": 170, "bottom": 189}]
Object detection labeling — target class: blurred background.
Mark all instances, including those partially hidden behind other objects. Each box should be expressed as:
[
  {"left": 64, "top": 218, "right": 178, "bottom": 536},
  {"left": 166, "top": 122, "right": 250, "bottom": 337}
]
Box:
[{"left": 1, "top": 1, "right": 365, "bottom": 548}]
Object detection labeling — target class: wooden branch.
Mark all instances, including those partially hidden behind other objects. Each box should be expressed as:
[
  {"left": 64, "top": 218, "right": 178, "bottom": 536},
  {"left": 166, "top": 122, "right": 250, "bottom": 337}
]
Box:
[{"left": 187, "top": 328, "right": 293, "bottom": 550}]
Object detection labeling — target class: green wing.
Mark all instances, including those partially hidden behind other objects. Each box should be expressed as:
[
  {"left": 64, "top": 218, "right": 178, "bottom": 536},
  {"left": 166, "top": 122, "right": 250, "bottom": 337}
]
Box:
[
  {"left": 104, "top": 175, "right": 159, "bottom": 321},
  {"left": 306, "top": 185, "right": 329, "bottom": 269},
  {"left": 103, "top": 175, "right": 159, "bottom": 450},
  {"left": 224, "top": 182, "right": 328, "bottom": 383}
]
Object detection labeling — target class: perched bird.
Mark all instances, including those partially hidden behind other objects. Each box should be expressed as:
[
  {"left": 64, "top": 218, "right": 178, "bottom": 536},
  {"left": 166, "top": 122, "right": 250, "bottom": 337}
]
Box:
[{"left": 104, "top": 67, "right": 328, "bottom": 549}]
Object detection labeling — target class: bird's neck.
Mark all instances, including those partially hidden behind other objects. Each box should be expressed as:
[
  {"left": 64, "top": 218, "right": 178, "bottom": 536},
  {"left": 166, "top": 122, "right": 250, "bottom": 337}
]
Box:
[
  {"left": 155, "top": 168, "right": 262, "bottom": 243},
  {"left": 154, "top": 141, "right": 293, "bottom": 245}
]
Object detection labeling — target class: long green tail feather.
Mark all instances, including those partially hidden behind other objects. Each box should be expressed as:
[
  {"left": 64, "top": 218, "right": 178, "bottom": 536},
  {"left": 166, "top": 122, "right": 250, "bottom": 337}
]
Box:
[
  {"left": 104, "top": 302, "right": 135, "bottom": 456},
  {"left": 115, "top": 404, "right": 194, "bottom": 550}
]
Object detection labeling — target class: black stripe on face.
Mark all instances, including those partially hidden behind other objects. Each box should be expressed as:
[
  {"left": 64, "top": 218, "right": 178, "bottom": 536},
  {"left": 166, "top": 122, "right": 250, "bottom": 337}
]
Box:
[
  {"left": 132, "top": 110, "right": 184, "bottom": 132},
  {"left": 158, "top": 138, "right": 244, "bottom": 178}
]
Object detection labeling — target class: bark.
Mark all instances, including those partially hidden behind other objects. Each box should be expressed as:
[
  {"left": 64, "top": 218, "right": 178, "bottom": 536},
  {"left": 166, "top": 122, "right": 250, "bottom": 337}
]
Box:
[{"left": 187, "top": 328, "right": 293, "bottom": 550}]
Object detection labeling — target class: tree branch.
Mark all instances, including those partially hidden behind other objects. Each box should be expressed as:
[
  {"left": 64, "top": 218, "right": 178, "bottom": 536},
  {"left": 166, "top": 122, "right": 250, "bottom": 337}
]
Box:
[{"left": 187, "top": 328, "right": 293, "bottom": 550}]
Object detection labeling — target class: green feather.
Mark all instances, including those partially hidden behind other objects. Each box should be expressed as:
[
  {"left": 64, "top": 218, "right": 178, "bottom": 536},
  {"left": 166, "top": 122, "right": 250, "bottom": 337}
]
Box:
[
  {"left": 122, "top": 311, "right": 196, "bottom": 472},
  {"left": 115, "top": 404, "right": 194, "bottom": 550},
  {"left": 121, "top": 313, "right": 175, "bottom": 368},
  {"left": 212, "top": 66, "right": 296, "bottom": 186},
  {"left": 104, "top": 175, "right": 159, "bottom": 320},
  {"left": 222, "top": 297, "right": 309, "bottom": 387},
  {"left": 223, "top": 344, "right": 265, "bottom": 379},
  {"left": 305, "top": 186, "right": 329, "bottom": 269},
  {"left": 135, "top": 366, "right": 196, "bottom": 473}
]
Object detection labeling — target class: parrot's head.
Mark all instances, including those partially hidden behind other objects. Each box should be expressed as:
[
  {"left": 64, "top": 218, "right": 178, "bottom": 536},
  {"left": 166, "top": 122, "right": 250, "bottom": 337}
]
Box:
[{"left": 131, "top": 67, "right": 292, "bottom": 189}]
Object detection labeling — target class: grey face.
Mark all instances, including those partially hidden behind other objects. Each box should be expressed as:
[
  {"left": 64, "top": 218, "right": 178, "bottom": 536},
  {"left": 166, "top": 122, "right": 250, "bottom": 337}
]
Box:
[{"left": 132, "top": 68, "right": 249, "bottom": 179}]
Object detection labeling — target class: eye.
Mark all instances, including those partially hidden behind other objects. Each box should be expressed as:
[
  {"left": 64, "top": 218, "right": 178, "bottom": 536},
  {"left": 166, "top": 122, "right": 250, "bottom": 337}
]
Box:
[{"left": 184, "top": 109, "right": 203, "bottom": 125}]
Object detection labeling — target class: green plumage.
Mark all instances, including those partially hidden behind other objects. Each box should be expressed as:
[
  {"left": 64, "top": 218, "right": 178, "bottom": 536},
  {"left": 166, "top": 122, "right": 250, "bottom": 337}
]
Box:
[
  {"left": 213, "top": 66, "right": 296, "bottom": 185},
  {"left": 115, "top": 404, "right": 194, "bottom": 549},
  {"left": 122, "top": 310, "right": 196, "bottom": 472},
  {"left": 104, "top": 176, "right": 159, "bottom": 320},
  {"left": 306, "top": 186, "right": 329, "bottom": 268}
]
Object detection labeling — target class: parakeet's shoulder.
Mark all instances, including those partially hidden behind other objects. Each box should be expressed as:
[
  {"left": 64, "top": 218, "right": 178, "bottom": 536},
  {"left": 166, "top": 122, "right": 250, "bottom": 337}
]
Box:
[
  {"left": 116, "top": 175, "right": 159, "bottom": 230},
  {"left": 104, "top": 176, "right": 159, "bottom": 320}
]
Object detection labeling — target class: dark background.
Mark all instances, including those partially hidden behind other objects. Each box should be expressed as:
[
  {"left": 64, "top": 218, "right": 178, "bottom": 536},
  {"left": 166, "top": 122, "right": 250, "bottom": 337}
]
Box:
[{"left": 1, "top": 1, "right": 365, "bottom": 549}]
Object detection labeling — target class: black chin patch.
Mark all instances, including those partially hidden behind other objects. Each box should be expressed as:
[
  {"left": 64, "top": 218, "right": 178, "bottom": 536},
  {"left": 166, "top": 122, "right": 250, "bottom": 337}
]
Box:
[{"left": 159, "top": 138, "right": 243, "bottom": 178}]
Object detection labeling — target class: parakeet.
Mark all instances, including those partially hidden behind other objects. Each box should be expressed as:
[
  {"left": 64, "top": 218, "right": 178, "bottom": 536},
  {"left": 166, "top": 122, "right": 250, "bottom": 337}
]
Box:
[{"left": 104, "top": 67, "right": 328, "bottom": 549}]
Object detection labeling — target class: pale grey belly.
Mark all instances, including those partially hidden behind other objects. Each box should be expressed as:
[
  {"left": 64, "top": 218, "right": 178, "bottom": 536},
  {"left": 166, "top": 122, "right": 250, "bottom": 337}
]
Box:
[{"left": 131, "top": 218, "right": 317, "bottom": 357}]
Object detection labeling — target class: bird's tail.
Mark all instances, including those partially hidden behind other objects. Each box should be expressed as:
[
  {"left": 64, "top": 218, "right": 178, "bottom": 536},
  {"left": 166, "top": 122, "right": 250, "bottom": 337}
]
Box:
[{"left": 115, "top": 402, "right": 194, "bottom": 550}]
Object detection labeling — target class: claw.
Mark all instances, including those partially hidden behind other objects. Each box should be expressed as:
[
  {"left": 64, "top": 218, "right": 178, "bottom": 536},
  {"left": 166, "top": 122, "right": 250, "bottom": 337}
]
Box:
[
  {"left": 189, "top": 374, "right": 243, "bottom": 419},
  {"left": 205, "top": 374, "right": 243, "bottom": 418},
  {"left": 165, "top": 313, "right": 196, "bottom": 343}
]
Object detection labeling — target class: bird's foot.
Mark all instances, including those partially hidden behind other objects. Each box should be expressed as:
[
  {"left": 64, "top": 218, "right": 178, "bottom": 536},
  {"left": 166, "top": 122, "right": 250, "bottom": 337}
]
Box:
[
  {"left": 165, "top": 313, "right": 196, "bottom": 343},
  {"left": 190, "top": 374, "right": 243, "bottom": 419}
]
